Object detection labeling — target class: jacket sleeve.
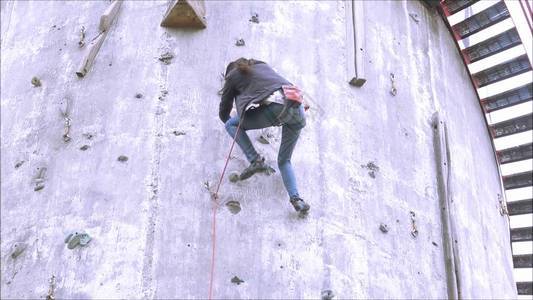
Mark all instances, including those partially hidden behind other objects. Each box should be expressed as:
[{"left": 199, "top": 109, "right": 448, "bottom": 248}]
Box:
[{"left": 219, "top": 80, "right": 236, "bottom": 123}]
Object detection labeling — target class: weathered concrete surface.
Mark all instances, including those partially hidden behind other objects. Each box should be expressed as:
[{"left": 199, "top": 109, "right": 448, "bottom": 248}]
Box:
[{"left": 0, "top": 1, "right": 516, "bottom": 299}]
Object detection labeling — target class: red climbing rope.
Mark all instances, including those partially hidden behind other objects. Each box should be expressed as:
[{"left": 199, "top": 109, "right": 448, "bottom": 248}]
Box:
[{"left": 208, "top": 120, "right": 242, "bottom": 300}]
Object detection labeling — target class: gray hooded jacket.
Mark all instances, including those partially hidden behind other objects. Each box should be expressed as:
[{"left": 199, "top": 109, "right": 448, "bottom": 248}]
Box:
[{"left": 219, "top": 62, "right": 291, "bottom": 123}]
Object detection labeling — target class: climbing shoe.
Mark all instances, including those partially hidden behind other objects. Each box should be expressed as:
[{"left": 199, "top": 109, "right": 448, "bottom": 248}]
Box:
[
  {"left": 290, "top": 196, "right": 310, "bottom": 214},
  {"left": 239, "top": 156, "right": 271, "bottom": 180}
]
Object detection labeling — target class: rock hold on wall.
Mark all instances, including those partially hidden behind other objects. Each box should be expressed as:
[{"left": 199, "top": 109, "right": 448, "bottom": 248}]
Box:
[{"left": 160, "top": 0, "right": 207, "bottom": 29}]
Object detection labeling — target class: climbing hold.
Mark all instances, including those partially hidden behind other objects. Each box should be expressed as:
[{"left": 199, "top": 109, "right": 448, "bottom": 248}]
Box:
[
  {"left": 65, "top": 232, "right": 92, "bottom": 249},
  {"left": 389, "top": 73, "right": 397, "bottom": 96},
  {"left": 361, "top": 161, "right": 379, "bottom": 178},
  {"left": 409, "top": 13, "right": 420, "bottom": 24},
  {"left": 229, "top": 171, "right": 240, "bottom": 183},
  {"left": 172, "top": 130, "right": 186, "bottom": 136},
  {"left": 257, "top": 135, "right": 269, "bottom": 144},
  {"left": 31, "top": 77, "right": 42, "bottom": 87},
  {"left": 235, "top": 39, "right": 245, "bottom": 46},
  {"left": 78, "top": 234, "right": 91, "bottom": 246},
  {"left": 379, "top": 223, "right": 389, "bottom": 233},
  {"left": 231, "top": 276, "right": 244, "bottom": 285},
  {"left": 249, "top": 13, "right": 259, "bottom": 23},
  {"left": 34, "top": 167, "right": 47, "bottom": 191},
  {"left": 46, "top": 275, "right": 56, "bottom": 300},
  {"left": 432, "top": 241, "right": 438, "bottom": 247},
  {"left": 14, "top": 161, "right": 25, "bottom": 169},
  {"left": 321, "top": 289, "right": 335, "bottom": 300},
  {"left": 80, "top": 145, "right": 90, "bottom": 151},
  {"left": 117, "top": 155, "right": 128, "bottom": 162},
  {"left": 10, "top": 242, "right": 28, "bottom": 259},
  {"left": 82, "top": 133, "right": 94, "bottom": 140},
  {"left": 160, "top": 0, "right": 207, "bottom": 29},
  {"left": 64, "top": 233, "right": 74, "bottom": 244},
  {"left": 410, "top": 211, "right": 418, "bottom": 238},
  {"left": 159, "top": 52, "right": 174, "bottom": 65},
  {"left": 225, "top": 200, "right": 241, "bottom": 214},
  {"left": 78, "top": 26, "right": 86, "bottom": 48},
  {"left": 135, "top": 93, "right": 143, "bottom": 99},
  {"left": 203, "top": 181, "right": 211, "bottom": 191},
  {"left": 62, "top": 116, "right": 72, "bottom": 143}
]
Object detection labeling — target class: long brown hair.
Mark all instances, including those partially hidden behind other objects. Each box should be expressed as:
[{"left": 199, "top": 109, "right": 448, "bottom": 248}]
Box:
[{"left": 225, "top": 57, "right": 253, "bottom": 78}]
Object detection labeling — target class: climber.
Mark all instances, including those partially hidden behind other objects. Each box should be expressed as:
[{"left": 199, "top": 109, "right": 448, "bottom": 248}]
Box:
[{"left": 219, "top": 58, "right": 310, "bottom": 215}]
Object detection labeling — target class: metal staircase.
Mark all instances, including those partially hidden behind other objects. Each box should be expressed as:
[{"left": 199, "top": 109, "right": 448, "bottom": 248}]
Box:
[{"left": 440, "top": 0, "right": 533, "bottom": 296}]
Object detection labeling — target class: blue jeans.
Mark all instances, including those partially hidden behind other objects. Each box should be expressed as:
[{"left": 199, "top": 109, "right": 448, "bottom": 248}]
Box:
[{"left": 225, "top": 103, "right": 306, "bottom": 198}]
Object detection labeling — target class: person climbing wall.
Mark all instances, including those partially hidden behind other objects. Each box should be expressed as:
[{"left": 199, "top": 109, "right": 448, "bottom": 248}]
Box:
[{"left": 219, "top": 57, "right": 310, "bottom": 215}]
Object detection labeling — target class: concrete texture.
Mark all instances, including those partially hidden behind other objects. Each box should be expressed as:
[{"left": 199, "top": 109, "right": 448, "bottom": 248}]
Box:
[{"left": 0, "top": 1, "right": 517, "bottom": 299}]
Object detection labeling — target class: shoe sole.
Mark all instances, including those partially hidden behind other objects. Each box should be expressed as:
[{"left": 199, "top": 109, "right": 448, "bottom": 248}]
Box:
[
  {"left": 239, "top": 166, "right": 274, "bottom": 181},
  {"left": 298, "top": 207, "right": 310, "bottom": 218}
]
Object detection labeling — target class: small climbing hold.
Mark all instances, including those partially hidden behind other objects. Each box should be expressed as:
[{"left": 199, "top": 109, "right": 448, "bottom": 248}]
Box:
[
  {"left": 31, "top": 77, "right": 42, "bottom": 87},
  {"left": 117, "top": 155, "right": 128, "bottom": 162},
  {"left": 64, "top": 233, "right": 74, "bottom": 243},
  {"left": 432, "top": 241, "right": 438, "bottom": 247},
  {"left": 231, "top": 276, "right": 244, "bottom": 285},
  {"left": 135, "top": 93, "right": 143, "bottom": 99},
  {"left": 410, "top": 211, "right": 418, "bottom": 238},
  {"left": 79, "top": 145, "right": 89, "bottom": 151},
  {"left": 409, "top": 13, "right": 420, "bottom": 24},
  {"left": 379, "top": 223, "right": 389, "bottom": 233},
  {"left": 172, "top": 130, "right": 186, "bottom": 136},
  {"left": 235, "top": 39, "right": 245, "bottom": 46},
  {"left": 65, "top": 232, "right": 91, "bottom": 249},
  {"left": 14, "top": 161, "right": 25, "bottom": 169},
  {"left": 34, "top": 167, "right": 47, "bottom": 191},
  {"left": 361, "top": 161, "right": 379, "bottom": 178},
  {"left": 46, "top": 275, "right": 56, "bottom": 300},
  {"left": 82, "top": 133, "right": 94, "bottom": 140},
  {"left": 257, "top": 135, "right": 269, "bottom": 144},
  {"left": 203, "top": 181, "right": 211, "bottom": 191},
  {"left": 226, "top": 200, "right": 241, "bottom": 214},
  {"left": 228, "top": 171, "right": 240, "bottom": 183},
  {"left": 159, "top": 52, "right": 174, "bottom": 65},
  {"left": 62, "top": 115, "right": 72, "bottom": 143},
  {"left": 389, "top": 73, "right": 397, "bottom": 96},
  {"left": 11, "top": 242, "right": 28, "bottom": 259},
  {"left": 321, "top": 289, "right": 335, "bottom": 300},
  {"left": 249, "top": 13, "right": 259, "bottom": 23},
  {"left": 78, "top": 26, "right": 86, "bottom": 48}
]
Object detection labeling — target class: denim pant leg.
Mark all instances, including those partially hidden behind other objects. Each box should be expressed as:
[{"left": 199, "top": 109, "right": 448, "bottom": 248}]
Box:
[
  {"left": 224, "top": 116, "right": 259, "bottom": 163},
  {"left": 224, "top": 105, "right": 279, "bottom": 163},
  {"left": 225, "top": 103, "right": 306, "bottom": 198},
  {"left": 277, "top": 105, "right": 306, "bottom": 198}
]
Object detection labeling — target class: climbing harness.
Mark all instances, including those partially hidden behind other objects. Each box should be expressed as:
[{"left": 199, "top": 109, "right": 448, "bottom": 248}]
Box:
[{"left": 208, "top": 116, "right": 244, "bottom": 300}]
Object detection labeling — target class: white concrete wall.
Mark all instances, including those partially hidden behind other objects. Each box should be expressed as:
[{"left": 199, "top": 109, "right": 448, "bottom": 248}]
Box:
[{"left": 0, "top": 1, "right": 516, "bottom": 299}]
